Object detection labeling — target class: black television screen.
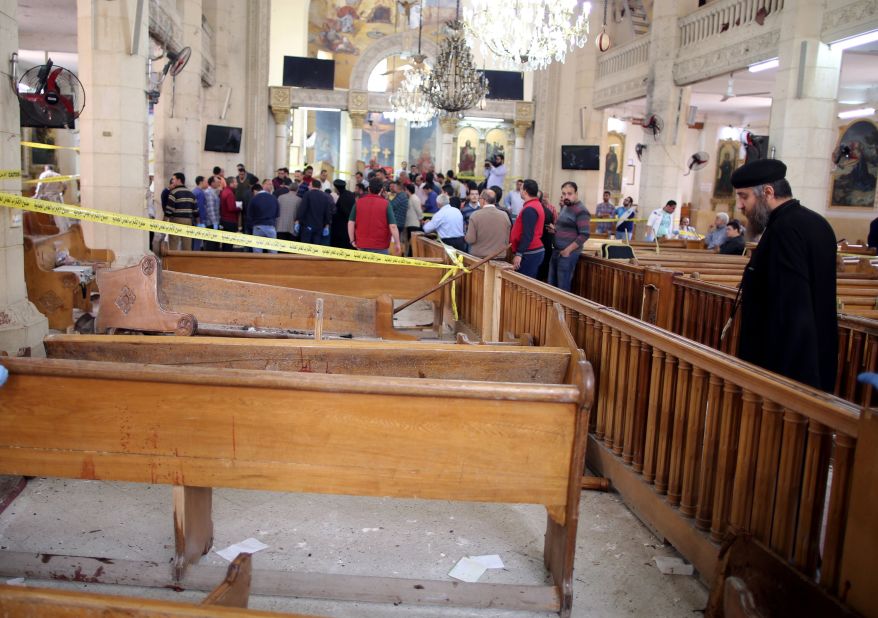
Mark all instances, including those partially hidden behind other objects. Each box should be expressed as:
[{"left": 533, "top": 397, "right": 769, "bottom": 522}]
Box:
[
  {"left": 283, "top": 56, "right": 335, "bottom": 89},
  {"left": 483, "top": 70, "right": 524, "bottom": 100},
  {"left": 204, "top": 124, "right": 242, "bottom": 153},
  {"left": 561, "top": 145, "right": 600, "bottom": 170}
]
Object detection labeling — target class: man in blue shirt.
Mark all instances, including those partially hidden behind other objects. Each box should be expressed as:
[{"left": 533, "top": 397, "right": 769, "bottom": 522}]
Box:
[
  {"left": 423, "top": 194, "right": 465, "bottom": 251},
  {"left": 248, "top": 179, "right": 280, "bottom": 253}
]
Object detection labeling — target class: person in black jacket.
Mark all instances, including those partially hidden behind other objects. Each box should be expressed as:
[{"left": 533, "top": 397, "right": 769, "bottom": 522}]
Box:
[
  {"left": 718, "top": 219, "right": 746, "bottom": 255},
  {"left": 331, "top": 179, "right": 355, "bottom": 249},
  {"left": 296, "top": 179, "right": 334, "bottom": 245},
  {"left": 732, "top": 159, "right": 837, "bottom": 392}
]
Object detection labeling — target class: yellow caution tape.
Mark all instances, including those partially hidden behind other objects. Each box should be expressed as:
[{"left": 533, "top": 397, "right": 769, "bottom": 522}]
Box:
[
  {"left": 435, "top": 242, "right": 470, "bottom": 321},
  {"left": 22, "top": 174, "right": 79, "bottom": 185},
  {"left": 0, "top": 170, "right": 22, "bottom": 180},
  {"left": 0, "top": 192, "right": 463, "bottom": 272},
  {"left": 592, "top": 217, "right": 648, "bottom": 222},
  {"left": 19, "top": 141, "right": 80, "bottom": 151}
]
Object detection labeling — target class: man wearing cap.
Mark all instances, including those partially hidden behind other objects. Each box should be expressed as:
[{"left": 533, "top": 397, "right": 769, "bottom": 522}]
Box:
[{"left": 731, "top": 158, "right": 837, "bottom": 392}]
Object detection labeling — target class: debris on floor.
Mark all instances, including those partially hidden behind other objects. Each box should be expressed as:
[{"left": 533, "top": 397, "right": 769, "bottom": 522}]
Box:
[
  {"left": 216, "top": 537, "right": 269, "bottom": 562},
  {"left": 652, "top": 556, "right": 694, "bottom": 576}
]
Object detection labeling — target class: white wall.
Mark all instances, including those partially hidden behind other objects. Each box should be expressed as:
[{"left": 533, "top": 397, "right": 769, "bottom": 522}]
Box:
[{"left": 269, "top": 0, "right": 310, "bottom": 87}]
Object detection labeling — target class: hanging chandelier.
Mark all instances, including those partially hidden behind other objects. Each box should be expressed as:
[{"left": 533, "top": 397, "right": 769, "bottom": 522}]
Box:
[
  {"left": 465, "top": 0, "right": 592, "bottom": 71},
  {"left": 386, "top": 0, "right": 438, "bottom": 127},
  {"left": 421, "top": 0, "right": 488, "bottom": 115}
]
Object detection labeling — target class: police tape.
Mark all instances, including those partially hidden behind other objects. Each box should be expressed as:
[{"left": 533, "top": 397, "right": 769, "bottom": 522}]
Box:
[
  {"left": 0, "top": 170, "right": 22, "bottom": 180},
  {"left": 0, "top": 192, "right": 464, "bottom": 273},
  {"left": 591, "top": 217, "right": 648, "bottom": 222},
  {"left": 21, "top": 174, "right": 79, "bottom": 185},
  {"left": 19, "top": 141, "right": 80, "bottom": 151}
]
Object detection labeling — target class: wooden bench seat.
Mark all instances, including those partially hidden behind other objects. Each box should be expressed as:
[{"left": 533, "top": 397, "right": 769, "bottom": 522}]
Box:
[
  {"left": 23, "top": 224, "right": 115, "bottom": 330},
  {"left": 0, "top": 304, "right": 593, "bottom": 617}
]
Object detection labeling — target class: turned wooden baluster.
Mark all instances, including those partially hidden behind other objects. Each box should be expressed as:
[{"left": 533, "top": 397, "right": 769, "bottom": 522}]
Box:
[
  {"left": 611, "top": 332, "right": 631, "bottom": 454},
  {"left": 749, "top": 400, "right": 784, "bottom": 543},
  {"left": 603, "top": 328, "right": 622, "bottom": 449},
  {"left": 595, "top": 322, "right": 612, "bottom": 441},
  {"left": 653, "top": 354, "right": 678, "bottom": 495},
  {"left": 793, "top": 420, "right": 832, "bottom": 577},
  {"left": 834, "top": 326, "right": 850, "bottom": 406},
  {"left": 679, "top": 367, "right": 708, "bottom": 517},
  {"left": 843, "top": 331, "right": 864, "bottom": 404},
  {"left": 630, "top": 341, "right": 651, "bottom": 472},
  {"left": 728, "top": 390, "right": 762, "bottom": 534},
  {"left": 820, "top": 432, "right": 856, "bottom": 593},
  {"left": 642, "top": 348, "right": 666, "bottom": 484},
  {"left": 666, "top": 360, "right": 692, "bottom": 507},
  {"left": 710, "top": 382, "right": 741, "bottom": 543},
  {"left": 770, "top": 411, "right": 808, "bottom": 560},
  {"left": 616, "top": 334, "right": 638, "bottom": 458}
]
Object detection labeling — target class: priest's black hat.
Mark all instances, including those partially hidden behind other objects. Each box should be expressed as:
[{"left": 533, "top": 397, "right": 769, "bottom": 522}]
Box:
[
  {"left": 731, "top": 159, "right": 787, "bottom": 189},
  {"left": 333, "top": 179, "right": 347, "bottom": 189}
]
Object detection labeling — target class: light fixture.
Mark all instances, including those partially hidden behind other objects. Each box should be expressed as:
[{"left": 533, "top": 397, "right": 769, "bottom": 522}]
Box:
[
  {"left": 748, "top": 58, "right": 778, "bottom": 73},
  {"left": 386, "top": 0, "right": 438, "bottom": 127},
  {"left": 596, "top": 0, "right": 611, "bottom": 52},
  {"left": 830, "top": 29, "right": 878, "bottom": 51},
  {"left": 422, "top": 0, "right": 489, "bottom": 114},
  {"left": 301, "top": 107, "right": 342, "bottom": 112},
  {"left": 464, "top": 0, "right": 591, "bottom": 70},
  {"left": 838, "top": 107, "right": 876, "bottom": 119}
]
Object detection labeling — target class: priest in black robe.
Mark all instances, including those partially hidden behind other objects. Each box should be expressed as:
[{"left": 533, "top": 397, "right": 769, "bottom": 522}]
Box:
[{"left": 731, "top": 159, "right": 838, "bottom": 392}]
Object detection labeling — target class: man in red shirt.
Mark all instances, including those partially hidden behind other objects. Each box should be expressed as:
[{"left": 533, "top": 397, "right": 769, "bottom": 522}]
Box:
[
  {"left": 348, "top": 178, "right": 401, "bottom": 255},
  {"left": 509, "top": 179, "right": 545, "bottom": 279}
]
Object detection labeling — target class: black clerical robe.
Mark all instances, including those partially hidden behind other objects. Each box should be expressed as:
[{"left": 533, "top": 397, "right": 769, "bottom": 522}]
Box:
[{"left": 738, "top": 199, "right": 838, "bottom": 392}]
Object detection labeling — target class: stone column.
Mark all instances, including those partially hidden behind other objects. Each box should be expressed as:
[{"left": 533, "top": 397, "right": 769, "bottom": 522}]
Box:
[
  {"left": 348, "top": 90, "right": 369, "bottom": 174},
  {"left": 153, "top": 0, "right": 202, "bottom": 208},
  {"left": 76, "top": 0, "right": 150, "bottom": 265},
  {"left": 768, "top": 0, "right": 842, "bottom": 217},
  {"left": 0, "top": 0, "right": 48, "bottom": 353},
  {"left": 439, "top": 117, "right": 458, "bottom": 174},
  {"left": 245, "top": 1, "right": 270, "bottom": 176},
  {"left": 514, "top": 101, "right": 535, "bottom": 182},
  {"left": 269, "top": 87, "right": 291, "bottom": 172},
  {"left": 637, "top": 0, "right": 692, "bottom": 216}
]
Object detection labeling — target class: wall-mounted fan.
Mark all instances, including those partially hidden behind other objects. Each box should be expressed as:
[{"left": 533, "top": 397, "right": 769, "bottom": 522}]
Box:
[
  {"left": 635, "top": 143, "right": 646, "bottom": 161},
  {"left": 17, "top": 59, "right": 85, "bottom": 129},
  {"left": 684, "top": 151, "right": 710, "bottom": 175},
  {"left": 721, "top": 73, "right": 770, "bottom": 102},
  {"left": 643, "top": 114, "right": 664, "bottom": 140},
  {"left": 147, "top": 46, "right": 192, "bottom": 104}
]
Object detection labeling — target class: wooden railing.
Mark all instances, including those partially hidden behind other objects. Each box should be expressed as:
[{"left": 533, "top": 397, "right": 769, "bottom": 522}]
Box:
[
  {"left": 679, "top": 0, "right": 785, "bottom": 48},
  {"left": 493, "top": 270, "right": 860, "bottom": 596}
]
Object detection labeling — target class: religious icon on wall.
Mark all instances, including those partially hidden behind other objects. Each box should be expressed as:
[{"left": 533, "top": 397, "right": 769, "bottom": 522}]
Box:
[
  {"left": 314, "top": 110, "right": 341, "bottom": 169},
  {"left": 456, "top": 127, "right": 479, "bottom": 175},
  {"left": 485, "top": 128, "right": 506, "bottom": 164},
  {"left": 604, "top": 131, "right": 625, "bottom": 194},
  {"left": 409, "top": 118, "right": 437, "bottom": 173},
  {"left": 713, "top": 139, "right": 740, "bottom": 199},
  {"left": 361, "top": 112, "right": 395, "bottom": 168},
  {"left": 831, "top": 119, "right": 878, "bottom": 208}
]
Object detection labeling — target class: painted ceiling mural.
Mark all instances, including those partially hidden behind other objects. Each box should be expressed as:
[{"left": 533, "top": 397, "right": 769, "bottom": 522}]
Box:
[{"left": 309, "top": 0, "right": 458, "bottom": 89}]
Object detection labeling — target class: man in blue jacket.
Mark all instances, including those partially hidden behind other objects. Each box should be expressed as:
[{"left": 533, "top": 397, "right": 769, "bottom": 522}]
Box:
[{"left": 248, "top": 179, "right": 280, "bottom": 253}]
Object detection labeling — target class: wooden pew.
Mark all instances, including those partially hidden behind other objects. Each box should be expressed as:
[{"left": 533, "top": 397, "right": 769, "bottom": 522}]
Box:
[
  {"left": 95, "top": 255, "right": 415, "bottom": 340},
  {"left": 22, "top": 224, "right": 115, "bottom": 330},
  {"left": 159, "top": 249, "right": 448, "bottom": 332},
  {"left": 0, "top": 554, "right": 322, "bottom": 617},
  {"left": 0, "top": 304, "right": 594, "bottom": 617}
]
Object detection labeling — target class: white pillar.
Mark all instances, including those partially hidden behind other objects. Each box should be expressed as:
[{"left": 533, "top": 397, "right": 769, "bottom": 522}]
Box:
[
  {"left": 514, "top": 124, "right": 529, "bottom": 180},
  {"left": 76, "top": 0, "right": 150, "bottom": 265},
  {"left": 439, "top": 117, "right": 458, "bottom": 174},
  {"left": 269, "top": 87, "right": 291, "bottom": 172},
  {"left": 0, "top": 0, "right": 49, "bottom": 353},
  {"left": 349, "top": 112, "right": 365, "bottom": 174},
  {"left": 153, "top": 0, "right": 203, "bottom": 208},
  {"left": 637, "top": 0, "right": 692, "bottom": 214},
  {"left": 768, "top": 0, "right": 842, "bottom": 217}
]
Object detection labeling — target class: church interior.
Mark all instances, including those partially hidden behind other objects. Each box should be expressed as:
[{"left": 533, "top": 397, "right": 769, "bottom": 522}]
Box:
[{"left": 0, "top": 0, "right": 877, "bottom": 616}]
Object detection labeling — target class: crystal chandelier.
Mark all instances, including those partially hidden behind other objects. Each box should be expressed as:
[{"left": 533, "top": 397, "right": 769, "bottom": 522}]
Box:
[
  {"left": 421, "top": 0, "right": 489, "bottom": 115},
  {"left": 465, "top": 0, "right": 592, "bottom": 71},
  {"left": 386, "top": 0, "right": 437, "bottom": 127}
]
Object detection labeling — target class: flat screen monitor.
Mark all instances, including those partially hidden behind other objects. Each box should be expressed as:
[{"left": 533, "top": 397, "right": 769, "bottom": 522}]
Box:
[
  {"left": 283, "top": 56, "right": 335, "bottom": 90},
  {"left": 483, "top": 70, "right": 524, "bottom": 100},
  {"left": 561, "top": 145, "right": 600, "bottom": 170},
  {"left": 203, "top": 124, "right": 242, "bottom": 153}
]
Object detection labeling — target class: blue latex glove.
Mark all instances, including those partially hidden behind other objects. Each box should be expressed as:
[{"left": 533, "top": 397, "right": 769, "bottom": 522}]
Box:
[
  {"left": 857, "top": 372, "right": 878, "bottom": 389},
  {"left": 213, "top": 224, "right": 219, "bottom": 230},
  {"left": 322, "top": 227, "right": 329, "bottom": 237},
  {"left": 294, "top": 223, "right": 300, "bottom": 235},
  {"left": 0, "top": 365, "right": 8, "bottom": 387},
  {"left": 196, "top": 223, "right": 206, "bottom": 228}
]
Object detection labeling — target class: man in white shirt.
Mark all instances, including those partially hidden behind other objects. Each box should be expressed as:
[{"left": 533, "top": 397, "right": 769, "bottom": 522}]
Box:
[
  {"left": 319, "top": 169, "right": 332, "bottom": 192},
  {"left": 646, "top": 200, "right": 679, "bottom": 241},
  {"left": 503, "top": 178, "right": 525, "bottom": 222},
  {"left": 485, "top": 154, "right": 507, "bottom": 190},
  {"left": 35, "top": 164, "right": 72, "bottom": 231},
  {"left": 423, "top": 196, "right": 465, "bottom": 251}
]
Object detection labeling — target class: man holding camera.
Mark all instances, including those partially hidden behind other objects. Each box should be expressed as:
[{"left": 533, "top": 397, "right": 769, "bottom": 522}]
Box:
[{"left": 485, "top": 154, "right": 507, "bottom": 191}]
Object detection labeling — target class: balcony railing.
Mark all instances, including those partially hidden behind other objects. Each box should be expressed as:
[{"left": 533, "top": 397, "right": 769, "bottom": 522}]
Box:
[
  {"left": 679, "top": 0, "right": 785, "bottom": 49},
  {"left": 597, "top": 35, "right": 651, "bottom": 80}
]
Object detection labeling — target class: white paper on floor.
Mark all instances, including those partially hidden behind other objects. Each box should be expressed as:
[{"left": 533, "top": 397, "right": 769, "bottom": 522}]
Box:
[
  {"left": 216, "top": 537, "right": 270, "bottom": 562},
  {"left": 652, "top": 556, "right": 694, "bottom": 576},
  {"left": 470, "top": 554, "right": 504, "bottom": 569},
  {"left": 5, "top": 578, "right": 25, "bottom": 586},
  {"left": 449, "top": 557, "right": 488, "bottom": 582}
]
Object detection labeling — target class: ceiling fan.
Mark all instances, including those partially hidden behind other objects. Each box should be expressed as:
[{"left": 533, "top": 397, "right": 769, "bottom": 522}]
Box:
[{"left": 720, "top": 73, "right": 770, "bottom": 102}]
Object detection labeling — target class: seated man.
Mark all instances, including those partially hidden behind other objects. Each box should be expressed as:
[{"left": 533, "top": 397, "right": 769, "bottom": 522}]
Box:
[
  {"left": 718, "top": 218, "right": 746, "bottom": 255},
  {"left": 704, "top": 212, "right": 729, "bottom": 249}
]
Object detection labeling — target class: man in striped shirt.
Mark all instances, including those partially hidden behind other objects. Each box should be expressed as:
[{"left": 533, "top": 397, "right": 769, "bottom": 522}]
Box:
[
  {"left": 163, "top": 172, "right": 198, "bottom": 251},
  {"left": 549, "top": 181, "right": 590, "bottom": 292}
]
